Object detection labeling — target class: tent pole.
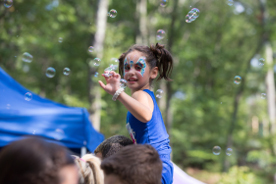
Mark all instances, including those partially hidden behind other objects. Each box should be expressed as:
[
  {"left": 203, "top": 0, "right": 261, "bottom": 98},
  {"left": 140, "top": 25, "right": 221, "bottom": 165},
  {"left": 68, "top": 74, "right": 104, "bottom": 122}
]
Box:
[{"left": 81, "top": 147, "right": 87, "bottom": 157}]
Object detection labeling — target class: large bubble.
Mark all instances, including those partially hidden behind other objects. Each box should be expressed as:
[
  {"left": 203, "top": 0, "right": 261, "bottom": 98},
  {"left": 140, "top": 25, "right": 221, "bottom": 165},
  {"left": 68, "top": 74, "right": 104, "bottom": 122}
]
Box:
[
  {"left": 63, "top": 67, "right": 70, "bottom": 76},
  {"left": 233, "top": 75, "right": 241, "bottom": 85},
  {"left": 212, "top": 146, "right": 221, "bottom": 155},
  {"left": 24, "top": 92, "right": 33, "bottom": 101},
  {"left": 4, "top": 0, "right": 13, "bottom": 8},
  {"left": 156, "top": 89, "right": 163, "bottom": 98},
  {"left": 120, "top": 79, "right": 127, "bottom": 88},
  {"left": 109, "top": 9, "right": 117, "bottom": 18},
  {"left": 156, "top": 29, "right": 166, "bottom": 40},
  {"left": 88, "top": 46, "right": 94, "bottom": 53},
  {"left": 46, "top": 67, "right": 56, "bottom": 78},
  {"left": 226, "top": 148, "right": 233, "bottom": 156},
  {"left": 185, "top": 8, "right": 200, "bottom": 23},
  {"left": 160, "top": 0, "right": 167, "bottom": 7},
  {"left": 22, "top": 52, "right": 33, "bottom": 63}
]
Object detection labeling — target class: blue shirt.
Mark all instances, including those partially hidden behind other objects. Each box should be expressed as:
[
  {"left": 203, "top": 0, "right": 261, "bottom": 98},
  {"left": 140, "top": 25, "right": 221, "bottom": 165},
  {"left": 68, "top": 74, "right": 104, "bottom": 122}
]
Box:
[{"left": 126, "top": 89, "right": 173, "bottom": 184}]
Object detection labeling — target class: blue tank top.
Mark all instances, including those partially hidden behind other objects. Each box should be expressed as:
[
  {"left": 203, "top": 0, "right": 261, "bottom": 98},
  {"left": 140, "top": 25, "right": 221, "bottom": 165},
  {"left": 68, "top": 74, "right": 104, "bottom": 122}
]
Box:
[{"left": 126, "top": 89, "right": 172, "bottom": 157}]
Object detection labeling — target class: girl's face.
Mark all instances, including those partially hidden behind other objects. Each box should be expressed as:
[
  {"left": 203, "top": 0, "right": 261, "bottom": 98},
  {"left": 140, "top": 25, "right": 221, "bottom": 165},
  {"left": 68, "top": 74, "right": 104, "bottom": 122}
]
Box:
[{"left": 123, "top": 50, "right": 157, "bottom": 93}]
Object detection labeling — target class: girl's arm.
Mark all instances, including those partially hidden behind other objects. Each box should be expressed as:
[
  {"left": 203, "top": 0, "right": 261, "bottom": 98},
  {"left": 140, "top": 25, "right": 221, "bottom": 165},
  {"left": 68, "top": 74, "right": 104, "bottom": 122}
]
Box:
[
  {"left": 117, "top": 90, "right": 153, "bottom": 123},
  {"left": 98, "top": 72, "right": 153, "bottom": 123}
]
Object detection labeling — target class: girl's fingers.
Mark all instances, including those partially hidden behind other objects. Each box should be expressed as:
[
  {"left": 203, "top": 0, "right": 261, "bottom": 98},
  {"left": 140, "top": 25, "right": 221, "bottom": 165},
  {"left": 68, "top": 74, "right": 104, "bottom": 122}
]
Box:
[
  {"left": 101, "top": 73, "right": 110, "bottom": 81},
  {"left": 98, "top": 81, "right": 106, "bottom": 90},
  {"left": 109, "top": 71, "right": 120, "bottom": 79}
]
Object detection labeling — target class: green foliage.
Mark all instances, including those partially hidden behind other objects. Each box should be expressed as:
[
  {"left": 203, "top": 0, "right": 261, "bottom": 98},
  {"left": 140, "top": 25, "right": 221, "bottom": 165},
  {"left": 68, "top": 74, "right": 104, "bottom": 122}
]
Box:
[
  {"left": 1, "top": 0, "right": 276, "bottom": 182},
  {"left": 217, "top": 166, "right": 267, "bottom": 184}
]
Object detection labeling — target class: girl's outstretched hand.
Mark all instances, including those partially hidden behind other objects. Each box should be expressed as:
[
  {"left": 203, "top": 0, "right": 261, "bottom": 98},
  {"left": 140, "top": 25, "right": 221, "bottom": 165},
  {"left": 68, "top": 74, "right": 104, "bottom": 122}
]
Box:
[{"left": 98, "top": 71, "right": 121, "bottom": 95}]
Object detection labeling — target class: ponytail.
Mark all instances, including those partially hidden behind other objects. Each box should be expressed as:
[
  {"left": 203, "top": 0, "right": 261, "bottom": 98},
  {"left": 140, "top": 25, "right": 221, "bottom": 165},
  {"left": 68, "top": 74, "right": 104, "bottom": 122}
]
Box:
[{"left": 149, "top": 43, "right": 173, "bottom": 81}]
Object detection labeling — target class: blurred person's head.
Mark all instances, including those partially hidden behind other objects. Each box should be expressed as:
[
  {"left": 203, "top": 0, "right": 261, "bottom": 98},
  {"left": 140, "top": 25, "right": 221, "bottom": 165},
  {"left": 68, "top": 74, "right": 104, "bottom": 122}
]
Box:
[
  {"left": 0, "top": 137, "right": 78, "bottom": 184},
  {"left": 101, "top": 144, "right": 162, "bottom": 184},
  {"left": 94, "top": 135, "right": 133, "bottom": 160},
  {"left": 73, "top": 154, "right": 104, "bottom": 184}
]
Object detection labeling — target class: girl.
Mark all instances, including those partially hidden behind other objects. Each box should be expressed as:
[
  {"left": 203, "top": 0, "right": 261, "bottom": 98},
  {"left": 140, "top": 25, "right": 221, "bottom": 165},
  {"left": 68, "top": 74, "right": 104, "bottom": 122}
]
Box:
[{"left": 99, "top": 43, "right": 174, "bottom": 184}]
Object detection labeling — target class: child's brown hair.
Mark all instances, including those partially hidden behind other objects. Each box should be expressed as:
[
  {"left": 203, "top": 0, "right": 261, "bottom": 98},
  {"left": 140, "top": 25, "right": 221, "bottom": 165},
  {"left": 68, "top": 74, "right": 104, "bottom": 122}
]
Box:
[
  {"left": 94, "top": 135, "right": 133, "bottom": 159},
  {"left": 118, "top": 43, "right": 173, "bottom": 81},
  {"left": 101, "top": 144, "right": 163, "bottom": 184}
]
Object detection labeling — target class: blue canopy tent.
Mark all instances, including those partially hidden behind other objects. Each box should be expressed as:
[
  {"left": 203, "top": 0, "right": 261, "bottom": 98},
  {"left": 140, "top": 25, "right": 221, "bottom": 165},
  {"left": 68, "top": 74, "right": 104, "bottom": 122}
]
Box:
[{"left": 0, "top": 67, "right": 104, "bottom": 153}]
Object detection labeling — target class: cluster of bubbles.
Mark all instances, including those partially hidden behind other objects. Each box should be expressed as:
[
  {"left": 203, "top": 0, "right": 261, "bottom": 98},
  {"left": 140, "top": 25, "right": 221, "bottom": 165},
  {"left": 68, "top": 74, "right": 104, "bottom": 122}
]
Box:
[
  {"left": 233, "top": 75, "right": 241, "bottom": 85},
  {"left": 108, "top": 9, "right": 117, "bottom": 18},
  {"left": 160, "top": 0, "right": 167, "bottom": 7},
  {"left": 4, "top": 0, "right": 13, "bottom": 8},
  {"left": 212, "top": 146, "right": 233, "bottom": 156},
  {"left": 58, "top": 37, "right": 63, "bottom": 43},
  {"left": 156, "top": 89, "right": 163, "bottom": 98},
  {"left": 156, "top": 29, "right": 166, "bottom": 40},
  {"left": 261, "top": 93, "right": 266, "bottom": 99},
  {"left": 103, "top": 58, "right": 119, "bottom": 77},
  {"left": 185, "top": 8, "right": 200, "bottom": 23},
  {"left": 45, "top": 67, "right": 70, "bottom": 78},
  {"left": 227, "top": 0, "right": 234, "bottom": 6}
]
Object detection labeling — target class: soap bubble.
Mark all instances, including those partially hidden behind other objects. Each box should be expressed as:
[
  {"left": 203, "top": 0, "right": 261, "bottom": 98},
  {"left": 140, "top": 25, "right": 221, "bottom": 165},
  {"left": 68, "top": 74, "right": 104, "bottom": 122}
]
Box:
[
  {"left": 160, "top": 0, "right": 167, "bottom": 7},
  {"left": 156, "top": 29, "right": 165, "bottom": 40},
  {"left": 258, "top": 58, "right": 265, "bottom": 66},
  {"left": 63, "top": 67, "right": 70, "bottom": 76},
  {"left": 110, "top": 58, "right": 119, "bottom": 66},
  {"left": 104, "top": 65, "right": 118, "bottom": 77},
  {"left": 24, "top": 92, "right": 32, "bottom": 101},
  {"left": 233, "top": 75, "right": 241, "bottom": 85},
  {"left": 4, "top": 0, "right": 13, "bottom": 8},
  {"left": 58, "top": 37, "right": 63, "bottom": 43},
  {"left": 212, "top": 146, "right": 221, "bottom": 155},
  {"left": 120, "top": 79, "right": 127, "bottom": 88},
  {"left": 93, "top": 58, "right": 101, "bottom": 67},
  {"left": 46, "top": 67, "right": 56, "bottom": 78},
  {"left": 109, "top": 9, "right": 117, "bottom": 18},
  {"left": 227, "top": 0, "right": 234, "bottom": 6},
  {"left": 191, "top": 8, "right": 200, "bottom": 18},
  {"left": 156, "top": 89, "right": 163, "bottom": 98},
  {"left": 22, "top": 52, "right": 33, "bottom": 63},
  {"left": 94, "top": 72, "right": 99, "bottom": 77},
  {"left": 55, "top": 129, "right": 64, "bottom": 140},
  {"left": 88, "top": 46, "right": 94, "bottom": 53},
  {"left": 226, "top": 148, "right": 232, "bottom": 156},
  {"left": 185, "top": 8, "right": 200, "bottom": 23},
  {"left": 32, "top": 130, "right": 36, "bottom": 135},
  {"left": 261, "top": 93, "right": 266, "bottom": 99},
  {"left": 6, "top": 104, "right": 10, "bottom": 109}
]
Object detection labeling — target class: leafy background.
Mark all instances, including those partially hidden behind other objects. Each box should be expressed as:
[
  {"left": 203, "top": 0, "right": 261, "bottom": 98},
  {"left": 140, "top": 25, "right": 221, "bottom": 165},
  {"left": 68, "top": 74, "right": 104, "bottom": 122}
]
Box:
[{"left": 1, "top": 0, "right": 276, "bottom": 183}]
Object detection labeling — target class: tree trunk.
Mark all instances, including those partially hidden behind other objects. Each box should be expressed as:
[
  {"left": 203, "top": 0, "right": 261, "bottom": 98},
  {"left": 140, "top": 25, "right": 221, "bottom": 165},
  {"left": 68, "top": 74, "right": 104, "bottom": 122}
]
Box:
[
  {"left": 265, "top": 42, "right": 276, "bottom": 157},
  {"left": 223, "top": 0, "right": 266, "bottom": 171},
  {"left": 89, "top": 0, "right": 109, "bottom": 131},
  {"left": 265, "top": 42, "right": 276, "bottom": 133},
  {"left": 159, "top": 0, "right": 179, "bottom": 135},
  {"left": 135, "top": 0, "right": 148, "bottom": 44}
]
